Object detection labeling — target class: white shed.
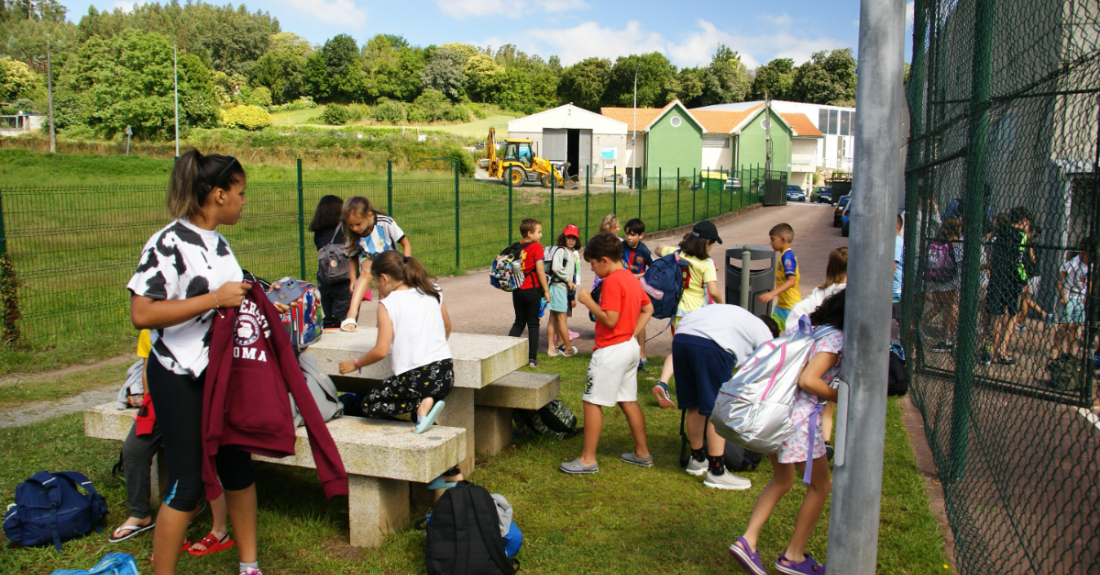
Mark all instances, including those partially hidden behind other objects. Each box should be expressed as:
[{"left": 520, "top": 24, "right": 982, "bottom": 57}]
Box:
[{"left": 508, "top": 104, "right": 628, "bottom": 180}]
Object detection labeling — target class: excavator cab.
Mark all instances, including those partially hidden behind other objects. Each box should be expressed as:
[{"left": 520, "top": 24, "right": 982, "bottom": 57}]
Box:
[
  {"left": 485, "top": 127, "right": 573, "bottom": 189},
  {"left": 502, "top": 141, "right": 533, "bottom": 169}
]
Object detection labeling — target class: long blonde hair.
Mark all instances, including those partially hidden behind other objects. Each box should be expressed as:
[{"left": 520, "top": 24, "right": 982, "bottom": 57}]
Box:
[
  {"left": 599, "top": 214, "right": 619, "bottom": 234},
  {"left": 819, "top": 247, "right": 848, "bottom": 289}
]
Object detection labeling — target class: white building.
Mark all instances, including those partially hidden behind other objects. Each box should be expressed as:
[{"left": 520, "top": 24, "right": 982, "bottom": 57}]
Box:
[
  {"left": 507, "top": 104, "right": 629, "bottom": 181},
  {"left": 697, "top": 100, "right": 856, "bottom": 174},
  {"left": 0, "top": 113, "right": 45, "bottom": 137}
]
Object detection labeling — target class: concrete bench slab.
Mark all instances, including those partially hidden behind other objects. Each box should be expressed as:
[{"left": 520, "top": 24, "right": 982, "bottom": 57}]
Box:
[
  {"left": 83, "top": 403, "right": 465, "bottom": 548},
  {"left": 474, "top": 372, "right": 560, "bottom": 456}
]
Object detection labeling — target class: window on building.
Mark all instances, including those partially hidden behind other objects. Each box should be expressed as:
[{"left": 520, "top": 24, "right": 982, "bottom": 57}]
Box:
[
  {"left": 819, "top": 109, "right": 829, "bottom": 134},
  {"left": 829, "top": 110, "right": 839, "bottom": 135},
  {"left": 702, "top": 137, "right": 730, "bottom": 148},
  {"left": 840, "top": 111, "right": 851, "bottom": 136}
]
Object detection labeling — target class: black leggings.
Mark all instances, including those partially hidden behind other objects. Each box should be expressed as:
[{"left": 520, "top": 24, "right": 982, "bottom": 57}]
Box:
[
  {"left": 509, "top": 288, "right": 542, "bottom": 362},
  {"left": 146, "top": 357, "right": 255, "bottom": 512},
  {"left": 362, "top": 359, "right": 454, "bottom": 418}
]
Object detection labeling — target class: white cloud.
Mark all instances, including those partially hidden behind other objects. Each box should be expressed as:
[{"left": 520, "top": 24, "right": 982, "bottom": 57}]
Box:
[
  {"left": 906, "top": 1, "right": 915, "bottom": 27},
  {"left": 543, "top": 0, "right": 588, "bottom": 12},
  {"left": 668, "top": 19, "right": 846, "bottom": 69},
  {"left": 274, "top": 0, "right": 368, "bottom": 28},
  {"left": 527, "top": 21, "right": 667, "bottom": 66},
  {"left": 435, "top": 0, "right": 586, "bottom": 20},
  {"left": 113, "top": 1, "right": 143, "bottom": 12},
  {"left": 758, "top": 13, "right": 793, "bottom": 27}
]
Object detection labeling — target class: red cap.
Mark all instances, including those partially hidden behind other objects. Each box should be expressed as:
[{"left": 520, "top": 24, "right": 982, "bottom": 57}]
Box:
[{"left": 563, "top": 224, "right": 580, "bottom": 238}]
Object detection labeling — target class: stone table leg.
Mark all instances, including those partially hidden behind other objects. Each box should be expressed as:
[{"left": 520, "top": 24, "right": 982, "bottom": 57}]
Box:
[
  {"left": 437, "top": 387, "right": 475, "bottom": 477},
  {"left": 474, "top": 406, "right": 513, "bottom": 456},
  {"left": 348, "top": 475, "right": 409, "bottom": 548},
  {"left": 151, "top": 449, "right": 168, "bottom": 505}
]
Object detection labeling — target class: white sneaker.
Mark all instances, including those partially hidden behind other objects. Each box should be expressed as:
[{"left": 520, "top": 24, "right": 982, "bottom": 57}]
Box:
[
  {"left": 704, "top": 470, "right": 752, "bottom": 490},
  {"left": 685, "top": 458, "right": 707, "bottom": 476}
]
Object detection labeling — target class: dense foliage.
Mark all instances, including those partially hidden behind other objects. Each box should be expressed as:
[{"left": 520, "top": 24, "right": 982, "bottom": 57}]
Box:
[{"left": 0, "top": 1, "right": 859, "bottom": 140}]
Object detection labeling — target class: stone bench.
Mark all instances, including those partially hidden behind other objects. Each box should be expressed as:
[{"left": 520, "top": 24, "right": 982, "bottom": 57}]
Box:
[
  {"left": 83, "top": 402, "right": 465, "bottom": 548},
  {"left": 474, "top": 372, "right": 560, "bottom": 456}
]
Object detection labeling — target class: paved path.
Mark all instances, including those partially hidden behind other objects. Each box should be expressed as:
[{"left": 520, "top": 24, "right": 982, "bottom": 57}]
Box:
[
  {"left": 0, "top": 389, "right": 116, "bottom": 429},
  {"left": 358, "top": 201, "right": 846, "bottom": 357}
]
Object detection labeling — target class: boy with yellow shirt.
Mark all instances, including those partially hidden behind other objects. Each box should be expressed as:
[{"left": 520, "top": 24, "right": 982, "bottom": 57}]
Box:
[{"left": 758, "top": 223, "right": 801, "bottom": 330}]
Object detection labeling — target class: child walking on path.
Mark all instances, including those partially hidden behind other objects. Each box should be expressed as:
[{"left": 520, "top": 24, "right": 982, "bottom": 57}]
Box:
[
  {"left": 1052, "top": 238, "right": 1093, "bottom": 359},
  {"left": 758, "top": 223, "right": 802, "bottom": 331},
  {"left": 730, "top": 289, "right": 846, "bottom": 575},
  {"left": 309, "top": 195, "right": 351, "bottom": 329},
  {"left": 653, "top": 221, "right": 725, "bottom": 408},
  {"left": 339, "top": 196, "right": 411, "bottom": 331},
  {"left": 509, "top": 218, "right": 552, "bottom": 367},
  {"left": 338, "top": 252, "right": 452, "bottom": 434},
  {"left": 560, "top": 233, "right": 654, "bottom": 474},
  {"left": 546, "top": 225, "right": 579, "bottom": 357},
  {"left": 623, "top": 218, "right": 655, "bottom": 369}
]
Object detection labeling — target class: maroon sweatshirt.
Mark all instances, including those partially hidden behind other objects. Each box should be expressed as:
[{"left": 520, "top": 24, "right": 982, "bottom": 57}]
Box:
[{"left": 202, "top": 283, "right": 348, "bottom": 500}]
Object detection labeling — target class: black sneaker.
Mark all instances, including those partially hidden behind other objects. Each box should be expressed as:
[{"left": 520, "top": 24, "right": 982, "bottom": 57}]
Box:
[{"left": 931, "top": 340, "right": 953, "bottom": 353}]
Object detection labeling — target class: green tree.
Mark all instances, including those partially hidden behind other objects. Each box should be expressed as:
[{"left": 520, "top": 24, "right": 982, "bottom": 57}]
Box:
[
  {"left": 464, "top": 53, "right": 502, "bottom": 103},
  {"left": 604, "top": 52, "right": 678, "bottom": 108},
  {"left": 420, "top": 46, "right": 466, "bottom": 100},
  {"left": 557, "top": 57, "right": 611, "bottom": 111},
  {"left": 697, "top": 45, "right": 751, "bottom": 106},
  {"left": 440, "top": 42, "right": 477, "bottom": 63},
  {"left": 673, "top": 67, "right": 705, "bottom": 107},
  {"left": 410, "top": 88, "right": 450, "bottom": 122},
  {"left": 0, "top": 56, "right": 40, "bottom": 101},
  {"left": 307, "top": 34, "right": 363, "bottom": 103},
  {"left": 791, "top": 49, "right": 857, "bottom": 106},
  {"left": 751, "top": 58, "right": 795, "bottom": 101},
  {"left": 362, "top": 34, "right": 425, "bottom": 102},
  {"left": 251, "top": 32, "right": 311, "bottom": 104}
]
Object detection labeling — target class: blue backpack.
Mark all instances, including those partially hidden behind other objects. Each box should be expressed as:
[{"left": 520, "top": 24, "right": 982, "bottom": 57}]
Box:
[
  {"left": 4, "top": 471, "right": 109, "bottom": 550},
  {"left": 640, "top": 250, "right": 691, "bottom": 320},
  {"left": 50, "top": 553, "right": 140, "bottom": 575}
]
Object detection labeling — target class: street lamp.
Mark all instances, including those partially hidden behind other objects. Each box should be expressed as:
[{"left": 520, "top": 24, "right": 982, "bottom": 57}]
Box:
[
  {"left": 631, "top": 63, "right": 639, "bottom": 190},
  {"left": 173, "top": 37, "right": 179, "bottom": 158}
]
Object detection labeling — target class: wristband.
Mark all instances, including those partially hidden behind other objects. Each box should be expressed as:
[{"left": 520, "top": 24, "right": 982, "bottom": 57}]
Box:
[
  {"left": 212, "top": 293, "right": 219, "bottom": 310},
  {"left": 354, "top": 357, "right": 361, "bottom": 373}
]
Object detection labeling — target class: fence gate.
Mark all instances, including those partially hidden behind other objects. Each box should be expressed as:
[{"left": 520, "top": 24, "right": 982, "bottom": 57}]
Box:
[{"left": 762, "top": 170, "right": 789, "bottom": 206}]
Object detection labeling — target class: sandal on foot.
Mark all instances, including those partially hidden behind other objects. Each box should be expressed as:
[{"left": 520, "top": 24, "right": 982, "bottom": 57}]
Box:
[
  {"left": 563, "top": 346, "right": 579, "bottom": 357},
  {"left": 652, "top": 382, "right": 675, "bottom": 409},
  {"left": 188, "top": 532, "right": 235, "bottom": 556},
  {"left": 108, "top": 522, "right": 154, "bottom": 543},
  {"left": 729, "top": 537, "right": 767, "bottom": 575},
  {"left": 426, "top": 475, "right": 459, "bottom": 490},
  {"left": 340, "top": 318, "right": 358, "bottom": 332},
  {"left": 620, "top": 451, "right": 654, "bottom": 467},
  {"left": 775, "top": 551, "right": 826, "bottom": 575},
  {"left": 559, "top": 458, "right": 599, "bottom": 474},
  {"left": 413, "top": 400, "right": 445, "bottom": 434}
]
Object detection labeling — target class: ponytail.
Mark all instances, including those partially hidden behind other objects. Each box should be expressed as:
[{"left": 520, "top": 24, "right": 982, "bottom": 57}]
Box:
[
  {"left": 167, "top": 150, "right": 244, "bottom": 219},
  {"left": 371, "top": 251, "right": 441, "bottom": 302}
]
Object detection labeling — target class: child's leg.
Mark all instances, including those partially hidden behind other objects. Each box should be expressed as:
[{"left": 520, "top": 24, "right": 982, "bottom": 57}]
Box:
[
  {"left": 346, "top": 263, "right": 372, "bottom": 321},
  {"left": 685, "top": 407, "right": 707, "bottom": 450},
  {"left": 115, "top": 423, "right": 159, "bottom": 534},
  {"left": 659, "top": 354, "right": 674, "bottom": 386},
  {"left": 557, "top": 311, "right": 572, "bottom": 351},
  {"left": 187, "top": 492, "right": 229, "bottom": 552},
  {"left": 945, "top": 290, "right": 958, "bottom": 339},
  {"left": 546, "top": 311, "right": 557, "bottom": 354},
  {"left": 363, "top": 373, "right": 425, "bottom": 419},
  {"left": 822, "top": 401, "right": 836, "bottom": 443},
  {"left": 741, "top": 453, "right": 795, "bottom": 549},
  {"left": 579, "top": 401, "right": 603, "bottom": 465},
  {"left": 637, "top": 322, "right": 647, "bottom": 361},
  {"left": 783, "top": 456, "right": 832, "bottom": 564},
  {"left": 617, "top": 401, "right": 650, "bottom": 458}
]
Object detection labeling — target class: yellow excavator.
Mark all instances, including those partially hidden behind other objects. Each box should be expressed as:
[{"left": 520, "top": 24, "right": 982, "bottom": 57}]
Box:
[{"left": 486, "top": 128, "right": 574, "bottom": 188}]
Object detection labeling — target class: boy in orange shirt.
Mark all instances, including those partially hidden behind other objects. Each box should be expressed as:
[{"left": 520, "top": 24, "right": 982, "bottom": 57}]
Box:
[{"left": 560, "top": 233, "right": 655, "bottom": 474}]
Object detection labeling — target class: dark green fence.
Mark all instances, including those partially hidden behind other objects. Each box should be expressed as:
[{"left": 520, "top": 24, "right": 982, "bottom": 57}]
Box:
[
  {"left": 0, "top": 162, "right": 761, "bottom": 349},
  {"left": 903, "top": 0, "right": 1100, "bottom": 572}
]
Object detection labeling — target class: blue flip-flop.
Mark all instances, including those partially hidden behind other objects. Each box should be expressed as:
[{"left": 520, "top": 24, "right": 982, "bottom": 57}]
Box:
[
  {"left": 426, "top": 475, "right": 458, "bottom": 490},
  {"left": 413, "top": 400, "right": 445, "bottom": 434}
]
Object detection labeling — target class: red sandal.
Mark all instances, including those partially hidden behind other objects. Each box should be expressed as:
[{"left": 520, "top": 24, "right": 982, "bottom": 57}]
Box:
[{"left": 187, "top": 532, "right": 235, "bottom": 556}]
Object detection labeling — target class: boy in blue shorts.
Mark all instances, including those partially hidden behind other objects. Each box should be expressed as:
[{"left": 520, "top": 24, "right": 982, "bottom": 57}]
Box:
[
  {"left": 623, "top": 218, "right": 654, "bottom": 369},
  {"left": 758, "top": 223, "right": 801, "bottom": 330}
]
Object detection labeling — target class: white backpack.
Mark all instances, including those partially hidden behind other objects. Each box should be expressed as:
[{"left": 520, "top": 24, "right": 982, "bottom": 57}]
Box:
[
  {"left": 290, "top": 353, "right": 343, "bottom": 427},
  {"left": 711, "top": 315, "right": 839, "bottom": 454}
]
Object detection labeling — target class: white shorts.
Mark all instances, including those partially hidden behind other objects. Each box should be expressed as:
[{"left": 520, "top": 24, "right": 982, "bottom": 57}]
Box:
[{"left": 583, "top": 339, "right": 641, "bottom": 407}]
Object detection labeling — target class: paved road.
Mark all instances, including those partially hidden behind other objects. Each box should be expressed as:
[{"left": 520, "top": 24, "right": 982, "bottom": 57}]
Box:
[{"left": 357, "top": 201, "right": 846, "bottom": 357}]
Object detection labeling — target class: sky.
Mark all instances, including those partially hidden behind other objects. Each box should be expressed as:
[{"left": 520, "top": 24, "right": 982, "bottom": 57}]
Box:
[{"left": 60, "top": 0, "right": 915, "bottom": 69}]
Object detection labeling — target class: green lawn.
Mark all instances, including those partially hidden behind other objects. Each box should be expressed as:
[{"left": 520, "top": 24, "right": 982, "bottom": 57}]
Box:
[
  {"left": 269, "top": 106, "right": 326, "bottom": 127},
  {"left": 268, "top": 104, "right": 515, "bottom": 137},
  {"left": 0, "top": 353, "right": 952, "bottom": 574}
]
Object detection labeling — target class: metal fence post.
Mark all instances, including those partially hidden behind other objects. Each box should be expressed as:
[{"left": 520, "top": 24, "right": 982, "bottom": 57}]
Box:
[
  {"left": 676, "top": 168, "right": 681, "bottom": 227},
  {"left": 824, "top": 0, "right": 904, "bottom": 570},
  {"left": 0, "top": 191, "right": 6, "bottom": 258},
  {"left": 454, "top": 160, "right": 460, "bottom": 269},
  {"left": 508, "top": 172, "right": 514, "bottom": 245},
  {"left": 550, "top": 169, "right": 556, "bottom": 239},
  {"left": 692, "top": 168, "right": 697, "bottom": 222},
  {"left": 386, "top": 160, "right": 393, "bottom": 216},
  {"left": 297, "top": 158, "right": 306, "bottom": 279},
  {"left": 658, "top": 167, "right": 662, "bottom": 230},
  {"left": 585, "top": 165, "right": 590, "bottom": 240},
  {"left": 638, "top": 171, "right": 642, "bottom": 220},
  {"left": 613, "top": 166, "right": 618, "bottom": 215}
]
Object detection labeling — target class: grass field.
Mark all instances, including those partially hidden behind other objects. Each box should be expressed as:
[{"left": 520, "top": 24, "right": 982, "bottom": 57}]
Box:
[
  {"left": 269, "top": 106, "right": 325, "bottom": 127},
  {"left": 0, "top": 353, "right": 952, "bottom": 574},
  {"left": 1, "top": 150, "right": 751, "bottom": 372},
  {"left": 268, "top": 105, "right": 515, "bottom": 137}
]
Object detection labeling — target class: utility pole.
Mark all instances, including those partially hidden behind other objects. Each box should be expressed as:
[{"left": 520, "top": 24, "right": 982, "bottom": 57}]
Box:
[
  {"left": 824, "top": 0, "right": 905, "bottom": 573},
  {"left": 764, "top": 91, "right": 772, "bottom": 176},
  {"left": 173, "top": 37, "right": 180, "bottom": 157},
  {"left": 46, "top": 35, "right": 55, "bottom": 154},
  {"left": 632, "top": 63, "right": 639, "bottom": 191}
]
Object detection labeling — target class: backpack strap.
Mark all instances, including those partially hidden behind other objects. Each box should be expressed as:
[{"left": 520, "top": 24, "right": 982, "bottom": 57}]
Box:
[
  {"left": 53, "top": 471, "right": 107, "bottom": 534},
  {"left": 26, "top": 472, "right": 64, "bottom": 550},
  {"left": 329, "top": 226, "right": 342, "bottom": 246},
  {"left": 451, "top": 485, "right": 472, "bottom": 575},
  {"left": 468, "top": 485, "right": 517, "bottom": 575}
]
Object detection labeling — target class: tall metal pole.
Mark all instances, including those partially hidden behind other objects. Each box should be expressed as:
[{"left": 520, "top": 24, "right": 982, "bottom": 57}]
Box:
[
  {"left": 297, "top": 158, "right": 306, "bottom": 280},
  {"left": 825, "top": 0, "right": 905, "bottom": 571},
  {"left": 173, "top": 39, "right": 180, "bottom": 158},
  {"left": 46, "top": 37, "right": 55, "bottom": 154},
  {"left": 658, "top": 167, "right": 662, "bottom": 229},
  {"left": 583, "top": 165, "right": 588, "bottom": 241},
  {"left": 632, "top": 64, "right": 639, "bottom": 192},
  {"left": 454, "top": 161, "right": 460, "bottom": 269}
]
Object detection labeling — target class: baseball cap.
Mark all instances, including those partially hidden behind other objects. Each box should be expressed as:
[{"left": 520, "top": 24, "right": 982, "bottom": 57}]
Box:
[
  {"left": 692, "top": 221, "right": 723, "bottom": 244},
  {"left": 563, "top": 224, "right": 580, "bottom": 238}
]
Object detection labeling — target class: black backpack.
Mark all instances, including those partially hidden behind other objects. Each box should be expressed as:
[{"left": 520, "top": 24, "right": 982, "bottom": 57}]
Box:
[
  {"left": 887, "top": 342, "right": 908, "bottom": 397},
  {"left": 513, "top": 400, "right": 579, "bottom": 440},
  {"left": 425, "top": 482, "right": 516, "bottom": 575}
]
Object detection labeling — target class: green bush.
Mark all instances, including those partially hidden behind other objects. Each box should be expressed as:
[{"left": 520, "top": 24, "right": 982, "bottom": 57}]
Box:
[
  {"left": 321, "top": 104, "right": 351, "bottom": 125},
  {"left": 222, "top": 105, "right": 273, "bottom": 131},
  {"left": 412, "top": 89, "right": 450, "bottom": 122},
  {"left": 444, "top": 146, "right": 476, "bottom": 176},
  {"left": 267, "top": 96, "right": 315, "bottom": 113},
  {"left": 348, "top": 103, "right": 371, "bottom": 123},
  {"left": 444, "top": 104, "right": 470, "bottom": 123},
  {"left": 371, "top": 99, "right": 407, "bottom": 124},
  {"left": 468, "top": 103, "right": 487, "bottom": 119},
  {"left": 58, "top": 125, "right": 99, "bottom": 140},
  {"left": 250, "top": 86, "right": 273, "bottom": 107},
  {"left": 13, "top": 98, "right": 35, "bottom": 112}
]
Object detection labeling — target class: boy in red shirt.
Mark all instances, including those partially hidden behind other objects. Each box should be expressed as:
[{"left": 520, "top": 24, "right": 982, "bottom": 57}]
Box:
[
  {"left": 560, "top": 233, "right": 655, "bottom": 474},
  {"left": 508, "top": 218, "right": 552, "bottom": 367}
]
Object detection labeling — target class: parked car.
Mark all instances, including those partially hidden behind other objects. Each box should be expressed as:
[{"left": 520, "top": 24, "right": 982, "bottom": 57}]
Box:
[
  {"left": 811, "top": 186, "right": 834, "bottom": 204},
  {"left": 842, "top": 201, "right": 852, "bottom": 237},
  {"left": 724, "top": 176, "right": 743, "bottom": 191},
  {"left": 786, "top": 185, "right": 806, "bottom": 202},
  {"left": 833, "top": 195, "right": 851, "bottom": 227}
]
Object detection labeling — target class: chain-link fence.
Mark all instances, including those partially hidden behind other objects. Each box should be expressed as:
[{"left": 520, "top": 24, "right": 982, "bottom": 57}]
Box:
[
  {"left": 0, "top": 162, "right": 762, "bottom": 350},
  {"left": 903, "top": 0, "right": 1100, "bottom": 572}
]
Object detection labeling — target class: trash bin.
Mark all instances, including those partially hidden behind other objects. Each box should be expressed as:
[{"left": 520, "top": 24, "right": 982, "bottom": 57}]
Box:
[{"left": 725, "top": 246, "right": 777, "bottom": 317}]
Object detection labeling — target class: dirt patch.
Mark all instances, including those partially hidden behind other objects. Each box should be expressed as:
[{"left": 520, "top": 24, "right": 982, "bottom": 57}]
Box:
[
  {"left": 0, "top": 388, "right": 117, "bottom": 428},
  {"left": 0, "top": 354, "right": 131, "bottom": 388}
]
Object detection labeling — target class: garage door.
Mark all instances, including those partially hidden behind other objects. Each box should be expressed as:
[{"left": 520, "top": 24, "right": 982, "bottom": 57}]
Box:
[
  {"left": 578, "top": 130, "right": 592, "bottom": 177},
  {"left": 543, "top": 129, "right": 567, "bottom": 162}
]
